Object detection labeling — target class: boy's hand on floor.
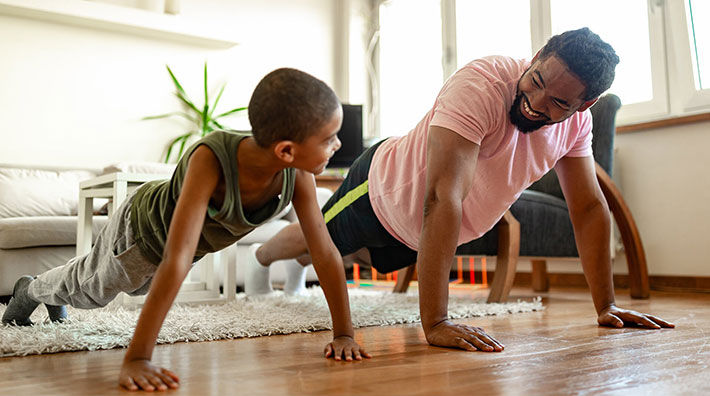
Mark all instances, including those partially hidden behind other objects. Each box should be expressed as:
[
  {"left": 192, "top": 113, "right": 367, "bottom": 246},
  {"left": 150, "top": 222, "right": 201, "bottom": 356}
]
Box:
[
  {"left": 597, "top": 304, "right": 675, "bottom": 329},
  {"left": 119, "top": 358, "right": 180, "bottom": 391},
  {"left": 324, "top": 335, "right": 372, "bottom": 361},
  {"left": 425, "top": 320, "right": 504, "bottom": 352}
]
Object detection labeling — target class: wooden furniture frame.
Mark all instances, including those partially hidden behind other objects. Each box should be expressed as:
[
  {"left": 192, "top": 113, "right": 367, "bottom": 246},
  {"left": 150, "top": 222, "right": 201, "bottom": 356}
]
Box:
[{"left": 593, "top": 163, "right": 650, "bottom": 298}]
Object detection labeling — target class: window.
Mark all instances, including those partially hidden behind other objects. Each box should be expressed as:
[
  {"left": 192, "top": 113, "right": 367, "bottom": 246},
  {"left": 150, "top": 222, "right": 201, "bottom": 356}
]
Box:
[
  {"left": 378, "top": 0, "right": 443, "bottom": 137},
  {"left": 370, "top": 0, "right": 710, "bottom": 136},
  {"left": 377, "top": 0, "right": 531, "bottom": 137},
  {"left": 688, "top": 0, "right": 710, "bottom": 90},
  {"left": 551, "top": 0, "right": 653, "bottom": 104},
  {"left": 667, "top": 0, "right": 710, "bottom": 113},
  {"left": 549, "top": 0, "right": 667, "bottom": 123},
  {"left": 456, "top": 1, "right": 532, "bottom": 68}
]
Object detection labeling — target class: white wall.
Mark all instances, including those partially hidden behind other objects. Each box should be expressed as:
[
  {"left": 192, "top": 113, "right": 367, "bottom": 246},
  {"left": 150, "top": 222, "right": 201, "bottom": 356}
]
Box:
[
  {"left": 612, "top": 122, "right": 710, "bottom": 277},
  {"left": 0, "top": 0, "right": 337, "bottom": 168}
]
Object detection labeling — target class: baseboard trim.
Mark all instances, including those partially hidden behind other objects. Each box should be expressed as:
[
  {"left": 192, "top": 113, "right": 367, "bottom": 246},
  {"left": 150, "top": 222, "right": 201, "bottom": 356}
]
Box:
[{"left": 463, "top": 271, "right": 710, "bottom": 293}]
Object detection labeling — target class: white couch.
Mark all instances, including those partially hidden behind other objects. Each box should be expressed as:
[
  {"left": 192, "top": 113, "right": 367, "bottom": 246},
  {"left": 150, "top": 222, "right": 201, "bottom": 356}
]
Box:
[{"left": 0, "top": 163, "right": 326, "bottom": 296}]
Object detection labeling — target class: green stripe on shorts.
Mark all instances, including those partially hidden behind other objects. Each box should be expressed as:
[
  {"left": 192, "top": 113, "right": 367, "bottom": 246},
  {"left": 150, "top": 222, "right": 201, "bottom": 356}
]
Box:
[{"left": 323, "top": 180, "right": 369, "bottom": 224}]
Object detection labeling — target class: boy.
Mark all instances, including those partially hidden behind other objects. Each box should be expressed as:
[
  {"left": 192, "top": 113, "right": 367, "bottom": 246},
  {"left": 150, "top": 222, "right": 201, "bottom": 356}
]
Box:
[{"left": 2, "top": 68, "right": 370, "bottom": 391}]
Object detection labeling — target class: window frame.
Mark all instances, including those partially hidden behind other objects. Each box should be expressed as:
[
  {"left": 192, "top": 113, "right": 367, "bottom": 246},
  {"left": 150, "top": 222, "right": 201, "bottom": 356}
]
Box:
[
  {"left": 588, "top": 0, "right": 670, "bottom": 125},
  {"left": 666, "top": 0, "right": 710, "bottom": 114}
]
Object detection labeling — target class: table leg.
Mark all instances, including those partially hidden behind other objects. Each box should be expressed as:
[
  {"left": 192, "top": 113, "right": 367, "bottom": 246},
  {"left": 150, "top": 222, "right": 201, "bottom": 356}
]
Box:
[
  {"left": 224, "top": 251, "right": 236, "bottom": 301},
  {"left": 76, "top": 194, "right": 94, "bottom": 256},
  {"left": 111, "top": 180, "right": 128, "bottom": 216},
  {"left": 202, "top": 253, "right": 216, "bottom": 294}
]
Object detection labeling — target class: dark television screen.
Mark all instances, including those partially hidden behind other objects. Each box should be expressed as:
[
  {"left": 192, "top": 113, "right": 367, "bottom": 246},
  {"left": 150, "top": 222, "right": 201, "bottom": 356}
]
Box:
[{"left": 327, "top": 104, "right": 364, "bottom": 168}]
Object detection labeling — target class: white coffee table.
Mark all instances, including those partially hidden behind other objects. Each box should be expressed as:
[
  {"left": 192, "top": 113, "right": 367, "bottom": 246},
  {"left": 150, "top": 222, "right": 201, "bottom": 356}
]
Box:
[{"left": 77, "top": 172, "right": 236, "bottom": 305}]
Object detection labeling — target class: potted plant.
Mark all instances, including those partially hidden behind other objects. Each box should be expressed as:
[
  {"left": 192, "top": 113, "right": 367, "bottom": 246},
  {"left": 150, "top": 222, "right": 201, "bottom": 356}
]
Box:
[{"left": 144, "top": 63, "right": 247, "bottom": 163}]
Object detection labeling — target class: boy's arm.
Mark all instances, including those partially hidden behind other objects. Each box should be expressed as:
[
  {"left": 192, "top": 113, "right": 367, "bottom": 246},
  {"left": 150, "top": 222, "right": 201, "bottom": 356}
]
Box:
[
  {"left": 119, "top": 145, "right": 220, "bottom": 391},
  {"left": 417, "top": 126, "right": 504, "bottom": 352},
  {"left": 554, "top": 155, "right": 674, "bottom": 329},
  {"left": 291, "top": 169, "right": 370, "bottom": 361}
]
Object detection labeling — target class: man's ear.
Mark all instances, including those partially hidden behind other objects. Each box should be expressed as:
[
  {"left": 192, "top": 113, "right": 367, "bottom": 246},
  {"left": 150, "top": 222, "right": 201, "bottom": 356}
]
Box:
[
  {"left": 577, "top": 97, "right": 599, "bottom": 112},
  {"left": 273, "top": 141, "right": 296, "bottom": 164}
]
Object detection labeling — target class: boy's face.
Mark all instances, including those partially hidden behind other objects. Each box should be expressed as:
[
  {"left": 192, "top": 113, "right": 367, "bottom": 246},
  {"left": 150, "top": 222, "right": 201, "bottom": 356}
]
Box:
[{"left": 293, "top": 108, "right": 343, "bottom": 174}]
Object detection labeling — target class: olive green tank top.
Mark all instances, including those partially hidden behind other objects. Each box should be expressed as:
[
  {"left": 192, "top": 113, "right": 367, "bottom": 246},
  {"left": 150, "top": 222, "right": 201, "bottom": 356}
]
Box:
[{"left": 130, "top": 130, "right": 296, "bottom": 265}]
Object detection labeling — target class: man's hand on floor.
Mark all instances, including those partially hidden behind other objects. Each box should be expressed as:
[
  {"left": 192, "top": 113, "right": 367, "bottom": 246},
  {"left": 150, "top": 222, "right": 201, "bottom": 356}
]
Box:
[
  {"left": 598, "top": 304, "right": 675, "bottom": 329},
  {"left": 425, "top": 320, "right": 504, "bottom": 352}
]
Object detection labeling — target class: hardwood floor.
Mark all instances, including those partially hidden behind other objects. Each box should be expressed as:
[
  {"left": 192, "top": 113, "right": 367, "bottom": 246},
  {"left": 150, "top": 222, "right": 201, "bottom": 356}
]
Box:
[{"left": 1, "top": 286, "right": 708, "bottom": 395}]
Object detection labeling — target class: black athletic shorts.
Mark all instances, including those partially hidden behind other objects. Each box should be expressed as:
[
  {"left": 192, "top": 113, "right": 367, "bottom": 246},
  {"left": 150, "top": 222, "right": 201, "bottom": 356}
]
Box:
[{"left": 321, "top": 139, "right": 418, "bottom": 273}]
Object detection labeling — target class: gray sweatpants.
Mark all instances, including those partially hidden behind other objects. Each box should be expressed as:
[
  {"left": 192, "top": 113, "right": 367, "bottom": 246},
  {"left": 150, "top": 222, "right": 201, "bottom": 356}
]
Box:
[{"left": 27, "top": 196, "right": 157, "bottom": 309}]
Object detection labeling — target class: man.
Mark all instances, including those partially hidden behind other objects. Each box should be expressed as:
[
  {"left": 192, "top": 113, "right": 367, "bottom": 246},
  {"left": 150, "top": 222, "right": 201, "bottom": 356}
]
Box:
[{"left": 246, "top": 28, "right": 674, "bottom": 358}]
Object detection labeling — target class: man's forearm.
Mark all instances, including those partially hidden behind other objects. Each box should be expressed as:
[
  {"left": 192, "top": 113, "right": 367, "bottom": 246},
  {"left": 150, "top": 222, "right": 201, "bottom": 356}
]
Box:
[
  {"left": 417, "top": 198, "right": 462, "bottom": 331},
  {"left": 572, "top": 202, "right": 615, "bottom": 314}
]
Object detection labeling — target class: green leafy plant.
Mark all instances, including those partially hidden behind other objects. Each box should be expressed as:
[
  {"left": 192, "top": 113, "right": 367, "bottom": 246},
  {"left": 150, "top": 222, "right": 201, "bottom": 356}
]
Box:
[{"left": 144, "top": 63, "right": 247, "bottom": 163}]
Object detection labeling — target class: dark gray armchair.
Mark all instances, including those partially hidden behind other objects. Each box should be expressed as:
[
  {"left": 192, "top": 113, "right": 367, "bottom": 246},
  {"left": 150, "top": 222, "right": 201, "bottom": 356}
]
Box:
[{"left": 393, "top": 94, "right": 650, "bottom": 302}]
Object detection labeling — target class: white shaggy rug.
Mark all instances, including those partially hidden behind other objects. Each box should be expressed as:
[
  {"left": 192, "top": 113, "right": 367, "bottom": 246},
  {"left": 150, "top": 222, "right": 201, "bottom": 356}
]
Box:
[{"left": 0, "top": 287, "right": 542, "bottom": 357}]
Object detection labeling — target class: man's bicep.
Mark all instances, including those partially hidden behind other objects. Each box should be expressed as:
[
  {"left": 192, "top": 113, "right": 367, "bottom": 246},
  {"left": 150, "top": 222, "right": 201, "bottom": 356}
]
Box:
[
  {"left": 426, "top": 126, "right": 480, "bottom": 202},
  {"left": 554, "top": 155, "right": 604, "bottom": 213}
]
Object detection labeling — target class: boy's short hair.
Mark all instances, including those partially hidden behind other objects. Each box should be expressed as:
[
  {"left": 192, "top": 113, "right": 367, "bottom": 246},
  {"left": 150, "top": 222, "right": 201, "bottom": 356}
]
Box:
[
  {"left": 539, "top": 27, "right": 620, "bottom": 101},
  {"left": 248, "top": 68, "right": 341, "bottom": 147}
]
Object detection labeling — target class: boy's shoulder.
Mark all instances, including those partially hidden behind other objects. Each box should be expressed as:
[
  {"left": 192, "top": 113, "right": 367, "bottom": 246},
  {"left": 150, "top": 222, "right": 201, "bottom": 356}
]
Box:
[
  {"left": 205, "top": 129, "right": 252, "bottom": 140},
  {"left": 199, "top": 130, "right": 252, "bottom": 152}
]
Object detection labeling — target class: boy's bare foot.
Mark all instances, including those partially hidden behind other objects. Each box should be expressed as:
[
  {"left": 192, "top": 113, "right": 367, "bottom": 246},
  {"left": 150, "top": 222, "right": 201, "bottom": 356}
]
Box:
[{"left": 2, "top": 276, "right": 40, "bottom": 326}]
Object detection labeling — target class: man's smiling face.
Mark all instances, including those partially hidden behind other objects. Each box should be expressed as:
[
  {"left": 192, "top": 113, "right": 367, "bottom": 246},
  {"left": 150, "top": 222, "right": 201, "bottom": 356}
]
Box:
[{"left": 509, "top": 55, "right": 588, "bottom": 133}]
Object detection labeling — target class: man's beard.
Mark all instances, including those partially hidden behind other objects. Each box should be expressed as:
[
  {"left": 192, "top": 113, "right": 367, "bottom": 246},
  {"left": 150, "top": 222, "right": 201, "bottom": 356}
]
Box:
[{"left": 509, "top": 93, "right": 549, "bottom": 134}]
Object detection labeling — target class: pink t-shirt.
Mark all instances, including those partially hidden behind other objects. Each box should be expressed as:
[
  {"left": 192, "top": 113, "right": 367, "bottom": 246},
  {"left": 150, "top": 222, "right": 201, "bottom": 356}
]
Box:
[{"left": 368, "top": 56, "right": 593, "bottom": 250}]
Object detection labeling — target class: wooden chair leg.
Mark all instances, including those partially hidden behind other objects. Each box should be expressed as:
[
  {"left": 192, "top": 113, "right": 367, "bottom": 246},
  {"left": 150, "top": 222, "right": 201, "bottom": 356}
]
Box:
[
  {"left": 393, "top": 265, "right": 416, "bottom": 293},
  {"left": 531, "top": 259, "right": 549, "bottom": 292},
  {"left": 596, "top": 163, "right": 650, "bottom": 298},
  {"left": 487, "top": 211, "right": 520, "bottom": 303}
]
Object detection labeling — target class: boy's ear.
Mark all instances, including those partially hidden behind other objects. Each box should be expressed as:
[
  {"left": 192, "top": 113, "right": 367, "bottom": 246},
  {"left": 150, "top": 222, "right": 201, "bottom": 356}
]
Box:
[
  {"left": 577, "top": 97, "right": 599, "bottom": 112},
  {"left": 273, "top": 141, "right": 296, "bottom": 164}
]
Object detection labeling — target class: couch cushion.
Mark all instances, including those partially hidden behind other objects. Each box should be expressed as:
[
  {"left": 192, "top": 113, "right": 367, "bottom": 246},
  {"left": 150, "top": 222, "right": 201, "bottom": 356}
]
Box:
[
  {"left": 0, "top": 216, "right": 109, "bottom": 249},
  {"left": 0, "top": 245, "right": 78, "bottom": 296},
  {"left": 0, "top": 167, "right": 98, "bottom": 218},
  {"left": 512, "top": 190, "right": 577, "bottom": 257}
]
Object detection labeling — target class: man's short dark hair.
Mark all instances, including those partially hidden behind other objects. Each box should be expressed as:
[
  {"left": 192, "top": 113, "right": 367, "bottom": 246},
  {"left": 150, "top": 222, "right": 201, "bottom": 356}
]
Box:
[
  {"left": 248, "top": 68, "right": 341, "bottom": 147},
  {"left": 539, "top": 27, "right": 620, "bottom": 101}
]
